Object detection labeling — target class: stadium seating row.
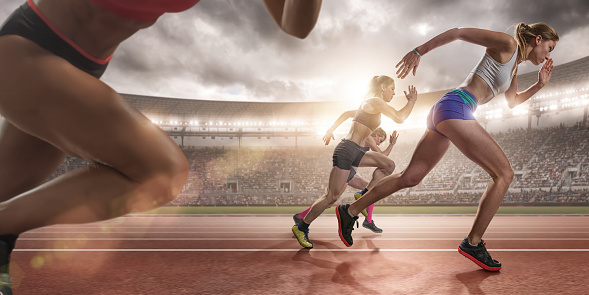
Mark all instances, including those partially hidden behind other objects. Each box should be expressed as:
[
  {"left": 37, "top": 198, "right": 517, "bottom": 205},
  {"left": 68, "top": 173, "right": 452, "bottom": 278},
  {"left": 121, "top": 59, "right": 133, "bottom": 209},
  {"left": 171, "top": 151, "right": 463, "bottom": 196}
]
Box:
[{"left": 48, "top": 121, "right": 589, "bottom": 206}]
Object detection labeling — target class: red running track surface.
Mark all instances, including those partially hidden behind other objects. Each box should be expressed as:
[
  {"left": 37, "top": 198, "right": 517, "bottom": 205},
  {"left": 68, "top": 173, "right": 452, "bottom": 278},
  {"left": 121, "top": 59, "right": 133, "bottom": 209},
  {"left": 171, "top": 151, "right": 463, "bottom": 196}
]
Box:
[{"left": 8, "top": 214, "right": 589, "bottom": 294}]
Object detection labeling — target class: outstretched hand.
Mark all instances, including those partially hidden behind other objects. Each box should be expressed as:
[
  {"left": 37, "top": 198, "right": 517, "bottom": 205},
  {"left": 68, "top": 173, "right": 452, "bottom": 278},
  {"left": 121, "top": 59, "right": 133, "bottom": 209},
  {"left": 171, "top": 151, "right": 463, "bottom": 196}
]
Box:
[
  {"left": 404, "top": 85, "right": 418, "bottom": 103},
  {"left": 538, "top": 58, "right": 554, "bottom": 87},
  {"left": 323, "top": 129, "right": 335, "bottom": 145},
  {"left": 396, "top": 49, "right": 421, "bottom": 79},
  {"left": 389, "top": 130, "right": 399, "bottom": 146}
]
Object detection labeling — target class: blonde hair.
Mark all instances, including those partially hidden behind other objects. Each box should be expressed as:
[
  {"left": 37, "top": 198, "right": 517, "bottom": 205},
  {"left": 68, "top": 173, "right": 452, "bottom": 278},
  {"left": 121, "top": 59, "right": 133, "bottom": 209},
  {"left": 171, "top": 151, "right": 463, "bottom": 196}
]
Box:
[
  {"left": 514, "top": 22, "right": 559, "bottom": 64},
  {"left": 366, "top": 75, "right": 394, "bottom": 98},
  {"left": 371, "top": 127, "right": 386, "bottom": 138}
]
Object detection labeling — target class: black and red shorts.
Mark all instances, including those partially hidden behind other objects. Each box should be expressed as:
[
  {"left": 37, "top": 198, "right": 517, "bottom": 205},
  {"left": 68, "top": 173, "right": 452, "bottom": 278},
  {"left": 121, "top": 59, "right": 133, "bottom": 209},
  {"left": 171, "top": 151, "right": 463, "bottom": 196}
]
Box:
[{"left": 0, "top": 0, "right": 109, "bottom": 78}]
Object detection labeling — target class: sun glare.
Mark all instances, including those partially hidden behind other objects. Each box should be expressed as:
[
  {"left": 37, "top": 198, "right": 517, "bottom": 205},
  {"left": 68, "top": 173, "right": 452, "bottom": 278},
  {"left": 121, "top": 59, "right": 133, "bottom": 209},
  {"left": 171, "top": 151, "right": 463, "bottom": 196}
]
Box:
[{"left": 413, "top": 23, "right": 432, "bottom": 36}]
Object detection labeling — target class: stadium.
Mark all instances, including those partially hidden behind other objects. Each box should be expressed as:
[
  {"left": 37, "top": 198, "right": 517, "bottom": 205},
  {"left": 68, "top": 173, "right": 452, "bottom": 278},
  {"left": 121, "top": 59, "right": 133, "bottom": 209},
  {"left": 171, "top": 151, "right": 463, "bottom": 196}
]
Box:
[
  {"left": 52, "top": 55, "right": 589, "bottom": 209},
  {"left": 3, "top": 0, "right": 589, "bottom": 293},
  {"left": 9, "top": 56, "right": 589, "bottom": 295},
  {"left": 16, "top": 53, "right": 585, "bottom": 294},
  {"left": 6, "top": 41, "right": 589, "bottom": 295}
]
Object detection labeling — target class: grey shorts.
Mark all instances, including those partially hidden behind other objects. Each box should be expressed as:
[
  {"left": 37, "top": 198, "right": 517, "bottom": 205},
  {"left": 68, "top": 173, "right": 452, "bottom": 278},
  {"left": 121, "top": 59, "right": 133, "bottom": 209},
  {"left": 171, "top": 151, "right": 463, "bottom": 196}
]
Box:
[{"left": 332, "top": 139, "right": 369, "bottom": 182}]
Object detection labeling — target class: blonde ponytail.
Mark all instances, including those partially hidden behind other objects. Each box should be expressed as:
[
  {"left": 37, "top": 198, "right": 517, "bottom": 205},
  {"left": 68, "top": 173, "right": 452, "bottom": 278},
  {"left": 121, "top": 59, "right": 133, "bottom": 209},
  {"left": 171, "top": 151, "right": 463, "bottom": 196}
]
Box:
[{"left": 366, "top": 75, "right": 394, "bottom": 98}]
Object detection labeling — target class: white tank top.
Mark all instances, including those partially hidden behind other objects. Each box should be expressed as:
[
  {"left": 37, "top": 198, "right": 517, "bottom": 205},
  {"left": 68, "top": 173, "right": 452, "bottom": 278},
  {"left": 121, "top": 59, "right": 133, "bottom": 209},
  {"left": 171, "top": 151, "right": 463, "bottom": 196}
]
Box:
[{"left": 471, "top": 47, "right": 518, "bottom": 96}]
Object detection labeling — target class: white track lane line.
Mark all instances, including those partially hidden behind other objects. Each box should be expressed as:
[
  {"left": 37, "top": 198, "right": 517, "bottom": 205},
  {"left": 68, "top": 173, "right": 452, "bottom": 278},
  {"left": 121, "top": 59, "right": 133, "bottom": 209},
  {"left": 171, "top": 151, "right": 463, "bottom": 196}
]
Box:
[
  {"left": 13, "top": 249, "right": 589, "bottom": 252},
  {"left": 16, "top": 237, "right": 589, "bottom": 241},
  {"left": 35, "top": 225, "right": 589, "bottom": 232},
  {"left": 20, "top": 231, "right": 589, "bottom": 234}
]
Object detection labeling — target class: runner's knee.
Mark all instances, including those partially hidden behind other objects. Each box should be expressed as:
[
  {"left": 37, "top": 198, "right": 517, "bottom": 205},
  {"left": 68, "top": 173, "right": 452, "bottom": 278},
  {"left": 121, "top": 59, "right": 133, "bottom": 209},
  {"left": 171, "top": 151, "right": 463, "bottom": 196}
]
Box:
[
  {"left": 485, "top": 164, "right": 514, "bottom": 186},
  {"left": 324, "top": 190, "right": 342, "bottom": 204},
  {"left": 402, "top": 170, "right": 423, "bottom": 188},
  {"left": 130, "top": 145, "right": 189, "bottom": 207},
  {"left": 496, "top": 166, "right": 514, "bottom": 186},
  {"left": 154, "top": 150, "right": 189, "bottom": 205},
  {"left": 384, "top": 160, "right": 396, "bottom": 175}
]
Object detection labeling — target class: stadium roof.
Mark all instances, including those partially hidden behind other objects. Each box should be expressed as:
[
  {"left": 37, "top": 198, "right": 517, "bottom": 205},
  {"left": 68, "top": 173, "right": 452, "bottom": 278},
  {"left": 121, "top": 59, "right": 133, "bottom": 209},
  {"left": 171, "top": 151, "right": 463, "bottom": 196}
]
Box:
[
  {"left": 123, "top": 94, "right": 342, "bottom": 122},
  {"left": 518, "top": 55, "right": 589, "bottom": 89},
  {"left": 123, "top": 55, "right": 589, "bottom": 122}
]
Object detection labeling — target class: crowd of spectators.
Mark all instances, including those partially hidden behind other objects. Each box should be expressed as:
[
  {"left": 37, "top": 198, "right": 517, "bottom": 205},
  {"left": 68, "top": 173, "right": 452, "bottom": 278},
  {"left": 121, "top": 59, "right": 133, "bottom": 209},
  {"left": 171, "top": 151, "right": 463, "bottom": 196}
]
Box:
[{"left": 47, "top": 121, "right": 589, "bottom": 206}]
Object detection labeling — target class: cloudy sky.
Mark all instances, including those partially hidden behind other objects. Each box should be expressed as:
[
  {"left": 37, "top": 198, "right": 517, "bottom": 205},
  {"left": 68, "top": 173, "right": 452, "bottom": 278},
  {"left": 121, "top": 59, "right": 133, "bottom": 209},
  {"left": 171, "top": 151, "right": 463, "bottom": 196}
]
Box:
[{"left": 1, "top": 0, "right": 588, "bottom": 103}]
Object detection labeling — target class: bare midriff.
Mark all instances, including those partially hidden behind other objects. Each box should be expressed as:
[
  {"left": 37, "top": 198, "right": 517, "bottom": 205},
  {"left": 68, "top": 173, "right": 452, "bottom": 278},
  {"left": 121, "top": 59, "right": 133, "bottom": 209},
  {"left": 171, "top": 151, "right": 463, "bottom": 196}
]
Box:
[
  {"left": 344, "top": 122, "right": 374, "bottom": 147},
  {"left": 460, "top": 73, "right": 501, "bottom": 105}
]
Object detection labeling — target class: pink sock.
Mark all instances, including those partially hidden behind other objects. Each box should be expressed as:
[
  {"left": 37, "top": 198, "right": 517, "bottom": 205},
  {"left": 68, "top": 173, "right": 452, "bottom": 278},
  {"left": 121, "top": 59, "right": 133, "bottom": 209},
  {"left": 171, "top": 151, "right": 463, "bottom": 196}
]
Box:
[
  {"left": 366, "top": 204, "right": 374, "bottom": 223},
  {"left": 298, "top": 206, "right": 311, "bottom": 219}
]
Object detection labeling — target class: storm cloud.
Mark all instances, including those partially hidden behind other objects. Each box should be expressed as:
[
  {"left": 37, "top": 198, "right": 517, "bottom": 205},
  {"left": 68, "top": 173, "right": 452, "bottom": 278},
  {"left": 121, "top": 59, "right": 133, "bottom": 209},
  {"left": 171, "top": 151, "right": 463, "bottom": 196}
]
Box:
[{"left": 1, "top": 0, "right": 587, "bottom": 102}]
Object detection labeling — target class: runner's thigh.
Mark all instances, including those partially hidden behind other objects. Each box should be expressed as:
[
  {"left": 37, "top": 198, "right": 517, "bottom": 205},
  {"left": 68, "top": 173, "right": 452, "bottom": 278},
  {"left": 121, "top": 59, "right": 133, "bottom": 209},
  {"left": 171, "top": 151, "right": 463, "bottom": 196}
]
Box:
[
  {"left": 358, "top": 151, "right": 393, "bottom": 169},
  {"left": 0, "top": 36, "right": 184, "bottom": 182},
  {"left": 0, "top": 118, "right": 65, "bottom": 201}
]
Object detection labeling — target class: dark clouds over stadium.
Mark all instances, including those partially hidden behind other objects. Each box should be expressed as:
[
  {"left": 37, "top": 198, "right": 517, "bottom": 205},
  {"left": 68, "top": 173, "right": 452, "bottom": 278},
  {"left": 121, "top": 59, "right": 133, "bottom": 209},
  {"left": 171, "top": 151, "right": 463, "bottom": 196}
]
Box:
[{"left": 1, "top": 0, "right": 588, "bottom": 103}]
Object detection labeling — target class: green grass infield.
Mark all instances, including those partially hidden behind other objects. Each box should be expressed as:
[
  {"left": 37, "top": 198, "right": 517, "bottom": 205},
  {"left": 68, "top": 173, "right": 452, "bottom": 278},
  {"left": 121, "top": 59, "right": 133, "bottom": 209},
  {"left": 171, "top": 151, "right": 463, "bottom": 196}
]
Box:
[{"left": 141, "top": 205, "right": 589, "bottom": 215}]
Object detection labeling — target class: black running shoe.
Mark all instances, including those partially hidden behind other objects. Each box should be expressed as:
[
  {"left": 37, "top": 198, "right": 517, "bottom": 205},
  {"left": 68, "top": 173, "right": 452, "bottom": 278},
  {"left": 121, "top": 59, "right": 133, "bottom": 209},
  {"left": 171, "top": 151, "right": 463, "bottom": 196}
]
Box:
[
  {"left": 336, "top": 204, "right": 358, "bottom": 247},
  {"left": 292, "top": 213, "right": 303, "bottom": 225},
  {"left": 0, "top": 274, "right": 12, "bottom": 295},
  {"left": 458, "top": 237, "right": 501, "bottom": 271},
  {"left": 0, "top": 235, "right": 18, "bottom": 295},
  {"left": 362, "top": 219, "right": 383, "bottom": 233}
]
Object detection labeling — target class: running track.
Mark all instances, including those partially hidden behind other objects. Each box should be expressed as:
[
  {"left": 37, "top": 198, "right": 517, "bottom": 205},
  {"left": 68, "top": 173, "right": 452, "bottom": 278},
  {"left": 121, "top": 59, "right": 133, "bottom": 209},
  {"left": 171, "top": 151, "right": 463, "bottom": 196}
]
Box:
[{"left": 8, "top": 214, "right": 589, "bottom": 294}]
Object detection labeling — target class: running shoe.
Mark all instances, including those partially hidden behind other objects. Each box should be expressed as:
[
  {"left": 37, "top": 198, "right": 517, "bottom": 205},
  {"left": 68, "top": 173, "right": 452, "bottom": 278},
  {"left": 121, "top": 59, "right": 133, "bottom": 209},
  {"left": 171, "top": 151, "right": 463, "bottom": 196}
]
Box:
[
  {"left": 292, "top": 225, "right": 313, "bottom": 248},
  {"left": 353, "top": 192, "right": 369, "bottom": 217},
  {"left": 292, "top": 213, "right": 303, "bottom": 225},
  {"left": 336, "top": 204, "right": 358, "bottom": 247},
  {"left": 362, "top": 219, "right": 383, "bottom": 233},
  {"left": 0, "top": 273, "right": 12, "bottom": 295},
  {"left": 458, "top": 237, "right": 502, "bottom": 271},
  {"left": 0, "top": 235, "right": 17, "bottom": 295}
]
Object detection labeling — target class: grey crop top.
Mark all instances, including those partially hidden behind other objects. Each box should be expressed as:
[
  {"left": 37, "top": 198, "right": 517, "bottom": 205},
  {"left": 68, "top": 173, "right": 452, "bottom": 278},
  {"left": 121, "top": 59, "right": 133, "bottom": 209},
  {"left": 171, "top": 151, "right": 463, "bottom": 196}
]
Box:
[
  {"left": 353, "top": 101, "right": 381, "bottom": 131},
  {"left": 471, "top": 47, "right": 518, "bottom": 96}
]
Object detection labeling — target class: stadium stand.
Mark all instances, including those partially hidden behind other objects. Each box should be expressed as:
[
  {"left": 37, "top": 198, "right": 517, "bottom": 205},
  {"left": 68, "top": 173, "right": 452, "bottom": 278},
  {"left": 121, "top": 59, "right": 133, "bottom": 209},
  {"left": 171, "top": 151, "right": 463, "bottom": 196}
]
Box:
[
  {"left": 45, "top": 56, "right": 589, "bottom": 206},
  {"left": 47, "top": 120, "right": 589, "bottom": 206}
]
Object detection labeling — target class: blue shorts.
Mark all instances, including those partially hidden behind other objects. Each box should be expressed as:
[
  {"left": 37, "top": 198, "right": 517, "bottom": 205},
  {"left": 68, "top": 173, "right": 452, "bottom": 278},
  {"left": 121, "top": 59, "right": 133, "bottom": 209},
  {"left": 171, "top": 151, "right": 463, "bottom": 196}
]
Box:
[
  {"left": 426, "top": 88, "right": 478, "bottom": 132},
  {"left": 332, "top": 139, "right": 370, "bottom": 182}
]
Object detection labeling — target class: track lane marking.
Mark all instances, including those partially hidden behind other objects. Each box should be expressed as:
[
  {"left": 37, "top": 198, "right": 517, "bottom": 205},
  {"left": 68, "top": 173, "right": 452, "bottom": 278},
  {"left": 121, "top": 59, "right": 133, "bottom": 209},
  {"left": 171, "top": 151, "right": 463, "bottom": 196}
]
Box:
[
  {"left": 14, "top": 249, "right": 589, "bottom": 252},
  {"left": 21, "top": 231, "right": 589, "bottom": 234},
  {"left": 17, "top": 237, "right": 589, "bottom": 241},
  {"left": 33, "top": 226, "right": 589, "bottom": 229}
]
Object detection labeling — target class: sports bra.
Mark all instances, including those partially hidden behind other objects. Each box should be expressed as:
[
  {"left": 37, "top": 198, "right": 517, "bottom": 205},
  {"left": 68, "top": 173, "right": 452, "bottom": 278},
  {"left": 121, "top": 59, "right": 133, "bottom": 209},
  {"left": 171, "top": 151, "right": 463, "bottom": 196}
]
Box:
[
  {"left": 88, "top": 0, "right": 200, "bottom": 22},
  {"left": 353, "top": 99, "right": 381, "bottom": 131},
  {"left": 471, "top": 47, "right": 518, "bottom": 96}
]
